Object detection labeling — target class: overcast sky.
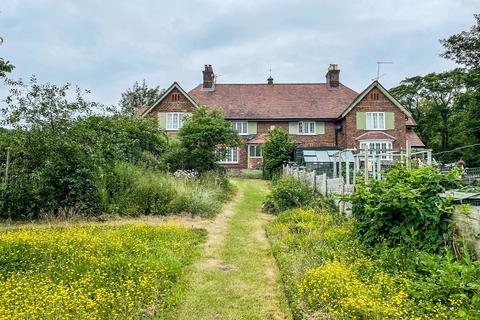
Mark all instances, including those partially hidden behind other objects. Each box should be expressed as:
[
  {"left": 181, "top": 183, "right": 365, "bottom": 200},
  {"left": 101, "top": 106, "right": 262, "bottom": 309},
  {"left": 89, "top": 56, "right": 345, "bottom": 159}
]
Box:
[{"left": 1, "top": 0, "right": 479, "bottom": 106}]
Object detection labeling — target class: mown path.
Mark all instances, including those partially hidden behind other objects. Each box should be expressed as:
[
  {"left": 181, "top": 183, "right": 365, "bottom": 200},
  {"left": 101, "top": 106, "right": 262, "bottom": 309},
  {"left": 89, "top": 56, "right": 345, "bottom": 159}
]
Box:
[{"left": 174, "top": 179, "right": 292, "bottom": 320}]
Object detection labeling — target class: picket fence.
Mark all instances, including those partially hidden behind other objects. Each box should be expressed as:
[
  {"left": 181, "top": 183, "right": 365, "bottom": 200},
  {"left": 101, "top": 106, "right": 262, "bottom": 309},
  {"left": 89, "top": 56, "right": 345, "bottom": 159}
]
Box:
[{"left": 282, "top": 164, "right": 354, "bottom": 213}]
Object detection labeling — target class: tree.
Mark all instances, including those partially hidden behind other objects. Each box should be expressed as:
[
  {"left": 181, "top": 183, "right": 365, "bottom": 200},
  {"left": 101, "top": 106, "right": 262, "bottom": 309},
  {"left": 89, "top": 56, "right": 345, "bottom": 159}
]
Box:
[
  {"left": 440, "top": 14, "right": 480, "bottom": 68},
  {"left": 390, "top": 69, "right": 467, "bottom": 153},
  {"left": 262, "top": 127, "right": 295, "bottom": 179},
  {"left": 0, "top": 36, "right": 15, "bottom": 77},
  {"left": 118, "top": 80, "right": 163, "bottom": 115},
  {"left": 0, "top": 58, "right": 14, "bottom": 77},
  {"left": 177, "top": 106, "right": 241, "bottom": 173},
  {"left": 2, "top": 75, "right": 100, "bottom": 131}
]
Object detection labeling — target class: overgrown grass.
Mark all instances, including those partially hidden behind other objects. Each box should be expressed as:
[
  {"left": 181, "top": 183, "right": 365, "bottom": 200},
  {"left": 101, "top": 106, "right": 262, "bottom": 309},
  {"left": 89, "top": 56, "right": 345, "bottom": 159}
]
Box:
[
  {"left": 0, "top": 224, "right": 206, "bottom": 319},
  {"left": 267, "top": 209, "right": 480, "bottom": 319},
  {"left": 97, "top": 163, "right": 233, "bottom": 218}
]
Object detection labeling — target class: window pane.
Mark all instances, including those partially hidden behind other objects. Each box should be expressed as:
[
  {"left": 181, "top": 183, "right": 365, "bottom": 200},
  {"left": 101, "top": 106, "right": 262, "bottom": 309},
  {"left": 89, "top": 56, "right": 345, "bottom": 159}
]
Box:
[{"left": 231, "top": 147, "right": 237, "bottom": 162}]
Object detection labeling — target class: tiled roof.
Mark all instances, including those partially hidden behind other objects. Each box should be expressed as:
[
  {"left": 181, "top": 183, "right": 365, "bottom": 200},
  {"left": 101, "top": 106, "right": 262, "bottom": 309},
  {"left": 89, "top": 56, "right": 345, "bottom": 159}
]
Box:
[
  {"left": 247, "top": 133, "right": 268, "bottom": 144},
  {"left": 134, "top": 106, "right": 147, "bottom": 117},
  {"left": 188, "top": 83, "right": 358, "bottom": 120},
  {"left": 406, "top": 117, "right": 417, "bottom": 126},
  {"left": 406, "top": 130, "right": 425, "bottom": 147},
  {"left": 355, "top": 131, "right": 397, "bottom": 141}
]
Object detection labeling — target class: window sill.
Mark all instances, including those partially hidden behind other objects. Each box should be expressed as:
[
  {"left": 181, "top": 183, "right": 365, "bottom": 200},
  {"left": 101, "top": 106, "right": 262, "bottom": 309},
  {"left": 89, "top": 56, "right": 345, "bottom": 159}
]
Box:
[
  {"left": 217, "top": 162, "right": 239, "bottom": 164},
  {"left": 364, "top": 128, "right": 387, "bottom": 131},
  {"left": 249, "top": 156, "right": 262, "bottom": 159}
]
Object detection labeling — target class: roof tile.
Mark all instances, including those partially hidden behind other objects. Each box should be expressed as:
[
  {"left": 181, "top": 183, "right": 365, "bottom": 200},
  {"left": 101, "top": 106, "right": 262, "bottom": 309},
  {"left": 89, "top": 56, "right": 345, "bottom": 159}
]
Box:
[{"left": 188, "top": 83, "right": 358, "bottom": 120}]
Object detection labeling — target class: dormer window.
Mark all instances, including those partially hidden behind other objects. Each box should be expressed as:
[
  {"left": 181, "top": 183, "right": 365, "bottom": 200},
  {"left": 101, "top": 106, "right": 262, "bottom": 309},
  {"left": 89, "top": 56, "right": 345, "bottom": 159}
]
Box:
[{"left": 171, "top": 93, "right": 181, "bottom": 102}]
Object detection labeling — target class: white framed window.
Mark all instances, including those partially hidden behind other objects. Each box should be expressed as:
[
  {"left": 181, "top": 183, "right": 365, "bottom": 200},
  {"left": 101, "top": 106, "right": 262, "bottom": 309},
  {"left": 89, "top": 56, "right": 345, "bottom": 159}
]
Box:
[
  {"left": 248, "top": 145, "right": 262, "bottom": 158},
  {"left": 366, "top": 112, "right": 385, "bottom": 130},
  {"left": 298, "top": 121, "right": 315, "bottom": 135},
  {"left": 217, "top": 146, "right": 238, "bottom": 163},
  {"left": 166, "top": 112, "right": 184, "bottom": 130},
  {"left": 232, "top": 121, "right": 248, "bottom": 135},
  {"left": 360, "top": 140, "right": 393, "bottom": 160}
]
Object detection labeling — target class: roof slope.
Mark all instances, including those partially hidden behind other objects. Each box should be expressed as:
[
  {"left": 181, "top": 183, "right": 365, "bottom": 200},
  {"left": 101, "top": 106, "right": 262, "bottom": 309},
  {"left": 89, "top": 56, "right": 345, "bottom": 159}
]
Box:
[
  {"left": 188, "top": 83, "right": 358, "bottom": 120},
  {"left": 406, "top": 131, "right": 425, "bottom": 147}
]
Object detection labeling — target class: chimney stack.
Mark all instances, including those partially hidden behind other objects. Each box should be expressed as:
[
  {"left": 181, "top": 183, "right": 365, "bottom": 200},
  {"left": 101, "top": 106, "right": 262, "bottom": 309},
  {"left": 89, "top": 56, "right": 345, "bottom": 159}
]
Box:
[
  {"left": 202, "top": 64, "right": 215, "bottom": 91},
  {"left": 326, "top": 64, "right": 340, "bottom": 89},
  {"left": 267, "top": 76, "right": 274, "bottom": 85}
]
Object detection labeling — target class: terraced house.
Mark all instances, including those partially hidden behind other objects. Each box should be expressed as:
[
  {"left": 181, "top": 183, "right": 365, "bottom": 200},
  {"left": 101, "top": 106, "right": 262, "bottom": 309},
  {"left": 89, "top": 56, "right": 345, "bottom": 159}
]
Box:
[{"left": 137, "top": 64, "right": 424, "bottom": 169}]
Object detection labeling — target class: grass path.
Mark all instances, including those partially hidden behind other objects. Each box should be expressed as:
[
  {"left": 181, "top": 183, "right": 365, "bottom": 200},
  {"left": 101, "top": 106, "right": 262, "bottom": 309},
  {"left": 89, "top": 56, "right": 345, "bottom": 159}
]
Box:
[{"left": 174, "top": 179, "right": 292, "bottom": 320}]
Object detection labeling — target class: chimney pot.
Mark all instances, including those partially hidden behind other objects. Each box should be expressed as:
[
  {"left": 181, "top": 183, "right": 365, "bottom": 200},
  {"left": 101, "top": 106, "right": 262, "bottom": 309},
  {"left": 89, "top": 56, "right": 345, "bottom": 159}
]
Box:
[
  {"left": 202, "top": 64, "right": 215, "bottom": 91},
  {"left": 326, "top": 64, "right": 340, "bottom": 89}
]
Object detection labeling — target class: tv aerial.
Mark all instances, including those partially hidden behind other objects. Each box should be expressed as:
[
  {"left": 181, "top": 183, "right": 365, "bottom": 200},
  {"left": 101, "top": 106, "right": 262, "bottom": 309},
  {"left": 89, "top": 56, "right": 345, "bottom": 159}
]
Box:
[{"left": 372, "top": 61, "right": 393, "bottom": 81}]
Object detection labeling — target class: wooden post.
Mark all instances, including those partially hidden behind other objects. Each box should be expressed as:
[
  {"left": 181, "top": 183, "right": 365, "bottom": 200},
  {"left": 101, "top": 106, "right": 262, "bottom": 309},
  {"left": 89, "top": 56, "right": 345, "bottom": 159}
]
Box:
[
  {"left": 406, "top": 140, "right": 411, "bottom": 170},
  {"left": 364, "top": 147, "right": 369, "bottom": 184},
  {"left": 377, "top": 157, "right": 382, "bottom": 180},
  {"left": 346, "top": 159, "right": 351, "bottom": 185},
  {"left": 333, "top": 154, "right": 337, "bottom": 178},
  {"left": 338, "top": 152, "right": 343, "bottom": 181}
]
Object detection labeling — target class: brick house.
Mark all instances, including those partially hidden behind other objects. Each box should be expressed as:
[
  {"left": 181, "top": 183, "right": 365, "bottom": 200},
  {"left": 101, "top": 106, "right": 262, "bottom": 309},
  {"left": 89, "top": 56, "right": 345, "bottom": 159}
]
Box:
[{"left": 138, "top": 64, "right": 424, "bottom": 169}]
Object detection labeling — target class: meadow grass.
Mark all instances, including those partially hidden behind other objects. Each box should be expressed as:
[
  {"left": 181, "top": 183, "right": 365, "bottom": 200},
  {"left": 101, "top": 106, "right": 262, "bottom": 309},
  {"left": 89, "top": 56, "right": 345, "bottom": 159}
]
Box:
[
  {"left": 0, "top": 224, "right": 206, "bottom": 319},
  {"left": 175, "top": 179, "right": 292, "bottom": 320},
  {"left": 266, "top": 209, "right": 477, "bottom": 319}
]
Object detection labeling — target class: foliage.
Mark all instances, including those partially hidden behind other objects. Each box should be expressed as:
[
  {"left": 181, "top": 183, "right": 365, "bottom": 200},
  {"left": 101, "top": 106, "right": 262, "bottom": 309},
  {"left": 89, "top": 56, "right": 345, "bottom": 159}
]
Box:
[
  {"left": 262, "top": 127, "right": 295, "bottom": 179},
  {"left": 263, "top": 176, "right": 338, "bottom": 215},
  {"left": 118, "top": 79, "right": 163, "bottom": 115},
  {"left": 72, "top": 115, "right": 168, "bottom": 168},
  {"left": 0, "top": 58, "right": 14, "bottom": 77},
  {"left": 267, "top": 208, "right": 480, "bottom": 319},
  {"left": 350, "top": 164, "right": 455, "bottom": 252},
  {"left": 2, "top": 75, "right": 100, "bottom": 130},
  {"left": 99, "top": 162, "right": 232, "bottom": 218},
  {"left": 390, "top": 68, "right": 467, "bottom": 153},
  {"left": 178, "top": 106, "right": 241, "bottom": 173},
  {"left": 391, "top": 16, "right": 480, "bottom": 167},
  {"left": 0, "top": 115, "right": 168, "bottom": 219},
  {"left": 440, "top": 14, "right": 480, "bottom": 69},
  {"left": 263, "top": 176, "right": 313, "bottom": 213},
  {"left": 0, "top": 224, "right": 206, "bottom": 319}
]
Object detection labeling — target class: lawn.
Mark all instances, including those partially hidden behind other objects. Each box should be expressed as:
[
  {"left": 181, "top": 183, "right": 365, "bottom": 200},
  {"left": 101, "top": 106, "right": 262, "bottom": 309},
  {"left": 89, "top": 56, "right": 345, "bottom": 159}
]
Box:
[{"left": 0, "top": 224, "right": 206, "bottom": 319}]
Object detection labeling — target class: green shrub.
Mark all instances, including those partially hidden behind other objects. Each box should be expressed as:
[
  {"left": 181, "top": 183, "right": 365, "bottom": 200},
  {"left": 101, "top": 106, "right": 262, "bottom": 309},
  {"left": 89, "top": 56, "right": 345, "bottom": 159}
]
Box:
[
  {"left": 262, "top": 128, "right": 295, "bottom": 179},
  {"left": 263, "top": 176, "right": 313, "bottom": 213},
  {"left": 106, "top": 163, "right": 176, "bottom": 215},
  {"left": 350, "top": 164, "right": 454, "bottom": 252},
  {"left": 103, "top": 163, "right": 231, "bottom": 217}
]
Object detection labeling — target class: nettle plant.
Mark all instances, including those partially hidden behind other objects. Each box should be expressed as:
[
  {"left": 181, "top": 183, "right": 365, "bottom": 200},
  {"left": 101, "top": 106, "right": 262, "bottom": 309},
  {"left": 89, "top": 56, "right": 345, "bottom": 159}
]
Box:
[{"left": 350, "top": 164, "right": 459, "bottom": 252}]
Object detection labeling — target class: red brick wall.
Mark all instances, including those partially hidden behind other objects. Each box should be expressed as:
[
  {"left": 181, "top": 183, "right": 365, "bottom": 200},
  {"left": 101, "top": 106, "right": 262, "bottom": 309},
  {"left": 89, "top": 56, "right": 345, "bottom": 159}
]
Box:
[
  {"left": 146, "top": 88, "right": 196, "bottom": 137},
  {"left": 256, "top": 121, "right": 337, "bottom": 148},
  {"left": 342, "top": 88, "right": 407, "bottom": 150}
]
